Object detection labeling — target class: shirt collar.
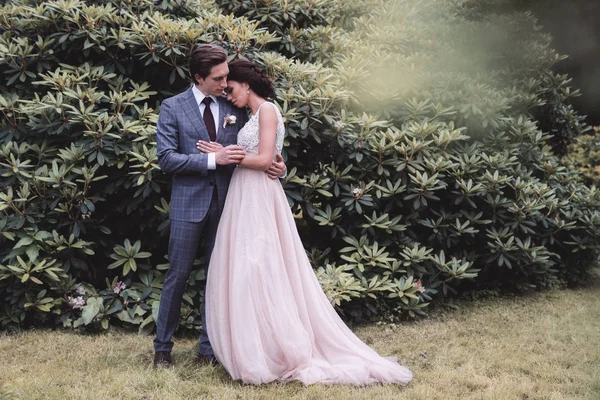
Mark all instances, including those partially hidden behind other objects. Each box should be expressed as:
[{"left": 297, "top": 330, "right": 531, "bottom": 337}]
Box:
[{"left": 192, "top": 84, "right": 218, "bottom": 107}]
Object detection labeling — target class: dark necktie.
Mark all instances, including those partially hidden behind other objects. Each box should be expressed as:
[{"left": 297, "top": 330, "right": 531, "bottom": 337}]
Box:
[{"left": 202, "top": 96, "right": 216, "bottom": 141}]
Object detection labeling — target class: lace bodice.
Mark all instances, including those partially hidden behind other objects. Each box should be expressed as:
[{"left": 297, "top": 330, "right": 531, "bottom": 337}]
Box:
[{"left": 237, "top": 102, "right": 285, "bottom": 156}]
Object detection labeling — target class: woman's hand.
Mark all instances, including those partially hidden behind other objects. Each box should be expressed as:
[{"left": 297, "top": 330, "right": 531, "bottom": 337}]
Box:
[{"left": 197, "top": 140, "right": 223, "bottom": 153}]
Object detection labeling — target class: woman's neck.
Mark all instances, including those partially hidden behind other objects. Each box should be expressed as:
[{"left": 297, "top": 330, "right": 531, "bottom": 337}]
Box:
[{"left": 248, "top": 94, "right": 267, "bottom": 115}]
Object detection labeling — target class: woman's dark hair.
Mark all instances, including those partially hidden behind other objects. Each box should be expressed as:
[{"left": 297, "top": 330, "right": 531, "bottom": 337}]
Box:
[
  {"left": 227, "top": 58, "right": 275, "bottom": 99},
  {"left": 189, "top": 44, "right": 227, "bottom": 82}
]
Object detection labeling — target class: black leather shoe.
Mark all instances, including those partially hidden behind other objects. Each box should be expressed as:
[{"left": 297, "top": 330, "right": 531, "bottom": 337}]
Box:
[
  {"left": 153, "top": 351, "right": 173, "bottom": 368},
  {"left": 196, "top": 354, "right": 219, "bottom": 366}
]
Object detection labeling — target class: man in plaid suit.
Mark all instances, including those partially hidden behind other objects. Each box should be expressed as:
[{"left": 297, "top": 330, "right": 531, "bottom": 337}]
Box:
[{"left": 153, "top": 44, "right": 285, "bottom": 367}]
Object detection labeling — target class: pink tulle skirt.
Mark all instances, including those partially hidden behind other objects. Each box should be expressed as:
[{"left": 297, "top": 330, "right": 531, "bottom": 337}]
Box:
[{"left": 206, "top": 167, "right": 413, "bottom": 386}]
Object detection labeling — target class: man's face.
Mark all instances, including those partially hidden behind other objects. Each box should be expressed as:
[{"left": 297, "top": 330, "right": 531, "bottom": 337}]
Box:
[{"left": 196, "top": 61, "right": 229, "bottom": 96}]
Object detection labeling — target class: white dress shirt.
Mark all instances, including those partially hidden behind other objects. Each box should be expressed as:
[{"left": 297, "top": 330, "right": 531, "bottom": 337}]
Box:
[{"left": 192, "top": 85, "right": 219, "bottom": 170}]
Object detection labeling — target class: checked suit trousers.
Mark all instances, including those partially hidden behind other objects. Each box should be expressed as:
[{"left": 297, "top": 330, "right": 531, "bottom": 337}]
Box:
[{"left": 154, "top": 190, "right": 222, "bottom": 355}]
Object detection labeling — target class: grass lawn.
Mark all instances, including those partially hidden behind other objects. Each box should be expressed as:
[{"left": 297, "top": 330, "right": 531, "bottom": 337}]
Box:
[{"left": 1, "top": 276, "right": 599, "bottom": 400}]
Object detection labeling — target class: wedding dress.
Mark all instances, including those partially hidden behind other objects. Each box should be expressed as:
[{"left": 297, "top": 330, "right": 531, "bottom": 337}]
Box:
[{"left": 205, "top": 102, "right": 413, "bottom": 386}]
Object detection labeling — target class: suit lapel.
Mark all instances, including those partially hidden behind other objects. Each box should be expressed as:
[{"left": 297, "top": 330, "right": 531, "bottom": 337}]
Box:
[
  {"left": 216, "top": 96, "right": 229, "bottom": 142},
  {"left": 179, "top": 87, "right": 210, "bottom": 142}
]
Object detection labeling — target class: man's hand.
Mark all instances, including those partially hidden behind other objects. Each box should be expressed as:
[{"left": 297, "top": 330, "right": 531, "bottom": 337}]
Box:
[
  {"left": 197, "top": 140, "right": 223, "bottom": 153},
  {"left": 267, "top": 154, "right": 286, "bottom": 180},
  {"left": 215, "top": 144, "right": 245, "bottom": 165}
]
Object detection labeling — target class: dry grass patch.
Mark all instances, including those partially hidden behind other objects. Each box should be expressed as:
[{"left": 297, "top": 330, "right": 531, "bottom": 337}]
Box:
[{"left": 1, "top": 279, "right": 599, "bottom": 400}]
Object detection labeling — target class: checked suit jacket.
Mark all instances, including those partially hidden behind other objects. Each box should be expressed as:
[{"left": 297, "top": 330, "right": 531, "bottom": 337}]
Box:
[{"left": 156, "top": 86, "right": 249, "bottom": 222}]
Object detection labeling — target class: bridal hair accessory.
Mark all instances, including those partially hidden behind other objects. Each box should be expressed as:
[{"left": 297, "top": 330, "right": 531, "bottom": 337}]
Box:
[{"left": 223, "top": 114, "right": 237, "bottom": 128}]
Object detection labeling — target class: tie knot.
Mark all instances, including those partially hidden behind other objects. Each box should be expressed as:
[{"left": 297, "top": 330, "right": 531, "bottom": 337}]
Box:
[{"left": 202, "top": 96, "right": 213, "bottom": 106}]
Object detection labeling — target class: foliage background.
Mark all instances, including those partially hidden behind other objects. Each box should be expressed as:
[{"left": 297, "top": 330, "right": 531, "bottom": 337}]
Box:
[{"left": 0, "top": 0, "right": 598, "bottom": 332}]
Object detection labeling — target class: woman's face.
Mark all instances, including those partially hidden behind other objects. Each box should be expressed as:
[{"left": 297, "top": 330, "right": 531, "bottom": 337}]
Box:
[{"left": 225, "top": 80, "right": 249, "bottom": 108}]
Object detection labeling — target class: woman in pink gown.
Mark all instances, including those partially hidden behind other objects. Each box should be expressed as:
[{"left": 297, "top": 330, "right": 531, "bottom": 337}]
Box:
[{"left": 197, "top": 58, "right": 412, "bottom": 386}]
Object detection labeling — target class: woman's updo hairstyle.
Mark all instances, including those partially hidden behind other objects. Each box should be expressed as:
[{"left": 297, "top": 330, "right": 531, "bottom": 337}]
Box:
[{"left": 227, "top": 58, "right": 275, "bottom": 99}]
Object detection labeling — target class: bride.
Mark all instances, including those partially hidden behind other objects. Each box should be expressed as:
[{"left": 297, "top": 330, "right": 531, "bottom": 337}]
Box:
[{"left": 196, "top": 58, "right": 412, "bottom": 386}]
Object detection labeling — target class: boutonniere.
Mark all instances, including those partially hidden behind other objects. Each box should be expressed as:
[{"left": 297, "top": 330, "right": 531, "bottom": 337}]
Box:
[{"left": 223, "top": 114, "right": 237, "bottom": 128}]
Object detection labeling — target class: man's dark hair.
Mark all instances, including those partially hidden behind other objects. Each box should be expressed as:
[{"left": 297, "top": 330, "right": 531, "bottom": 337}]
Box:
[
  {"left": 189, "top": 44, "right": 227, "bottom": 83},
  {"left": 227, "top": 58, "right": 275, "bottom": 99}
]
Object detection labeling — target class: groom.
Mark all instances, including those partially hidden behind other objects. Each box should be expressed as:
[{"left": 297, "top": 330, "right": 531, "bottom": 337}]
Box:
[{"left": 153, "top": 44, "right": 285, "bottom": 367}]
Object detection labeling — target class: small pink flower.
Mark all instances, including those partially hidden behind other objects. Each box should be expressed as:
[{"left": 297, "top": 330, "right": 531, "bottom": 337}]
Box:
[
  {"left": 68, "top": 296, "right": 85, "bottom": 310},
  {"left": 74, "top": 285, "right": 85, "bottom": 295},
  {"left": 113, "top": 281, "right": 126, "bottom": 294},
  {"left": 413, "top": 279, "right": 425, "bottom": 293}
]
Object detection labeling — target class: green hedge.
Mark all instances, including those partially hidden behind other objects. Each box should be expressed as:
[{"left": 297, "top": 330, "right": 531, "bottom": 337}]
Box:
[{"left": 0, "top": 0, "right": 597, "bottom": 331}]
